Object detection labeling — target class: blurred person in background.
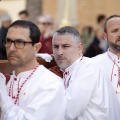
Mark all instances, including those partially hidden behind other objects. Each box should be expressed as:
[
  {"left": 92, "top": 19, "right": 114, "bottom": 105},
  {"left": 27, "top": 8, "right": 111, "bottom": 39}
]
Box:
[
  {"left": 96, "top": 14, "right": 107, "bottom": 28},
  {"left": 0, "top": 14, "right": 11, "bottom": 60},
  {"left": 81, "top": 26, "right": 95, "bottom": 54},
  {"left": 36, "top": 15, "right": 54, "bottom": 54},
  {"left": 82, "top": 14, "right": 107, "bottom": 56},
  {"left": 18, "top": 10, "right": 29, "bottom": 21},
  {"left": 95, "top": 14, "right": 108, "bottom": 52},
  {"left": 84, "top": 26, "right": 107, "bottom": 57}
]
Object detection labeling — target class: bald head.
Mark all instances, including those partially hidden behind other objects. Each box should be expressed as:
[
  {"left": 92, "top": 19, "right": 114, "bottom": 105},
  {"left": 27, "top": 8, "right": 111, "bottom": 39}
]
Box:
[{"left": 104, "top": 15, "right": 120, "bottom": 33}]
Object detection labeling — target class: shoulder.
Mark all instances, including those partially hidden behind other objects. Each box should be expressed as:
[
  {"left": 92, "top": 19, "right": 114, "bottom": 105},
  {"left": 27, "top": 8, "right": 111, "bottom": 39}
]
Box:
[
  {"left": 90, "top": 52, "right": 109, "bottom": 67},
  {"left": 80, "top": 57, "right": 95, "bottom": 69},
  {"left": 36, "top": 65, "right": 63, "bottom": 86},
  {"left": 92, "top": 52, "right": 108, "bottom": 61},
  {"left": 0, "top": 72, "right": 6, "bottom": 79},
  {"left": 77, "top": 57, "right": 103, "bottom": 76},
  {"left": 49, "top": 66, "right": 63, "bottom": 78},
  {"left": 74, "top": 57, "right": 97, "bottom": 77}
]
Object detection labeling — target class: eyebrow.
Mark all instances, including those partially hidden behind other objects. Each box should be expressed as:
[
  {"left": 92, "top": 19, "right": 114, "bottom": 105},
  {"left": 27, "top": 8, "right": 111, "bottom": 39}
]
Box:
[{"left": 6, "top": 37, "right": 32, "bottom": 42}]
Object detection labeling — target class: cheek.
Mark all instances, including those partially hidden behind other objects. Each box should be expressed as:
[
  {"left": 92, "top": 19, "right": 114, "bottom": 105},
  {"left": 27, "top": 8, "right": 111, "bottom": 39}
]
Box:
[
  {"left": 53, "top": 49, "right": 58, "bottom": 55},
  {"left": 22, "top": 48, "right": 34, "bottom": 57},
  {"left": 6, "top": 48, "right": 9, "bottom": 55},
  {"left": 108, "top": 34, "right": 114, "bottom": 41}
]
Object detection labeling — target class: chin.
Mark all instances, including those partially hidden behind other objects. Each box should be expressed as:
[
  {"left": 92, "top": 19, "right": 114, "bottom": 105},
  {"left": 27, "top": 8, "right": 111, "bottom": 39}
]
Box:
[
  {"left": 9, "top": 61, "right": 20, "bottom": 67},
  {"left": 59, "top": 65, "right": 68, "bottom": 71}
]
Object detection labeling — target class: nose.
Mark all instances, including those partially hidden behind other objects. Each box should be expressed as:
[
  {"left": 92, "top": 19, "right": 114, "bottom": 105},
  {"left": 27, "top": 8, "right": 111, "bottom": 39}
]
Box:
[
  {"left": 9, "top": 43, "right": 17, "bottom": 51},
  {"left": 58, "top": 47, "right": 63, "bottom": 55},
  {"left": 119, "top": 29, "right": 120, "bottom": 36}
]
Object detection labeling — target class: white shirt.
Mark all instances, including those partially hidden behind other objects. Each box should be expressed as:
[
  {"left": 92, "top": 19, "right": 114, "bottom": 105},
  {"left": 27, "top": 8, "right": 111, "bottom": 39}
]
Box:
[
  {"left": 63, "top": 56, "right": 120, "bottom": 120},
  {"left": 92, "top": 50, "right": 120, "bottom": 102},
  {"left": 1, "top": 65, "right": 67, "bottom": 120}
]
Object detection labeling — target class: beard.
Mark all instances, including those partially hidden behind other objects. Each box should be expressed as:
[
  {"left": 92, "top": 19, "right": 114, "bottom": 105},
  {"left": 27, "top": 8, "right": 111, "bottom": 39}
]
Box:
[
  {"left": 107, "top": 36, "right": 120, "bottom": 51},
  {"left": 108, "top": 42, "right": 120, "bottom": 51}
]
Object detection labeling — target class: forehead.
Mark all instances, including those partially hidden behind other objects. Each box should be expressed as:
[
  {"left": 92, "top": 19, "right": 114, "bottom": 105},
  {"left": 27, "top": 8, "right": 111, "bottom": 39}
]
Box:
[
  {"left": 52, "top": 34, "right": 75, "bottom": 45},
  {"left": 7, "top": 26, "right": 30, "bottom": 39},
  {"left": 107, "top": 17, "right": 120, "bottom": 29}
]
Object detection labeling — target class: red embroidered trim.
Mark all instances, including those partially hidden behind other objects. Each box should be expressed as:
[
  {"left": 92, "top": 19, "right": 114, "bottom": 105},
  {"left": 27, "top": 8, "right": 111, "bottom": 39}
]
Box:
[
  {"left": 107, "top": 52, "right": 120, "bottom": 93},
  {"left": 64, "top": 56, "right": 83, "bottom": 88},
  {"left": 8, "top": 64, "right": 39, "bottom": 104}
]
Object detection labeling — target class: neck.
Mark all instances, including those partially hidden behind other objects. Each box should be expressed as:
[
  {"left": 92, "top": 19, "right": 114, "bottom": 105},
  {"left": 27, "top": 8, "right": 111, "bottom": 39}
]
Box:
[
  {"left": 15, "top": 60, "right": 39, "bottom": 76},
  {"left": 109, "top": 48, "right": 120, "bottom": 57}
]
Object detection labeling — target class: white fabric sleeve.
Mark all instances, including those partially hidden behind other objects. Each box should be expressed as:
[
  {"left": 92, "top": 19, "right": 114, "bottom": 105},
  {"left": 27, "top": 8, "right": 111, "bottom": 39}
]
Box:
[
  {"left": 36, "top": 53, "right": 53, "bottom": 62},
  {"left": 1, "top": 77, "right": 67, "bottom": 120}
]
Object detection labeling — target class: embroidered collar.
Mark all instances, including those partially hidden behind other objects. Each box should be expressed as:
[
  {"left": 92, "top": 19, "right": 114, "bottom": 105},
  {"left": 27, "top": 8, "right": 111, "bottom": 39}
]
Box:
[
  {"left": 64, "top": 56, "right": 83, "bottom": 76},
  {"left": 9, "top": 65, "right": 39, "bottom": 104},
  {"left": 12, "top": 69, "right": 35, "bottom": 79},
  {"left": 62, "top": 56, "right": 83, "bottom": 88}
]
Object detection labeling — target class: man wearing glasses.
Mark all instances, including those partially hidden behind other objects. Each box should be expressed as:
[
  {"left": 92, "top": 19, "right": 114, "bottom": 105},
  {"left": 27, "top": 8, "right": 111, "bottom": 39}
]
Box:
[{"left": 0, "top": 20, "right": 67, "bottom": 120}]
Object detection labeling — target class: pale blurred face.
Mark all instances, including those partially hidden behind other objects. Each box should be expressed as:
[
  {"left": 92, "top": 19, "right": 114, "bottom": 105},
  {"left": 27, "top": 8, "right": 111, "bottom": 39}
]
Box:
[
  {"left": 19, "top": 14, "right": 28, "bottom": 20},
  {"left": 104, "top": 17, "right": 120, "bottom": 51},
  {"left": 6, "top": 26, "right": 37, "bottom": 68},
  {"left": 3, "top": 20, "right": 11, "bottom": 28},
  {"left": 52, "top": 34, "right": 82, "bottom": 71},
  {"left": 37, "top": 17, "right": 50, "bottom": 34}
]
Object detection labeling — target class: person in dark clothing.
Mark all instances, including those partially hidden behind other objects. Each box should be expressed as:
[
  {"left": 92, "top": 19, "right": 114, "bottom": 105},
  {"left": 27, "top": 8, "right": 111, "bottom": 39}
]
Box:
[
  {"left": 84, "top": 36, "right": 103, "bottom": 57},
  {"left": 84, "top": 26, "right": 107, "bottom": 57},
  {"left": 0, "top": 14, "right": 11, "bottom": 60}
]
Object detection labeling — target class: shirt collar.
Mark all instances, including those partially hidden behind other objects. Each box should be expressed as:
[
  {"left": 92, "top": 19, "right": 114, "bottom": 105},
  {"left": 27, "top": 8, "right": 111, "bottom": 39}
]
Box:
[
  {"left": 108, "top": 49, "right": 120, "bottom": 60},
  {"left": 63, "top": 56, "right": 83, "bottom": 76},
  {"left": 12, "top": 69, "right": 33, "bottom": 78}
]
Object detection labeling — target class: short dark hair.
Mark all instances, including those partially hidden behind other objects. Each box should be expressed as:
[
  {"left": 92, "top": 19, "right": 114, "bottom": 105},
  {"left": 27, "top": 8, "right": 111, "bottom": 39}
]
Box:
[
  {"left": 97, "top": 14, "right": 106, "bottom": 23},
  {"left": 9, "top": 20, "right": 40, "bottom": 44},
  {"left": 104, "top": 15, "right": 120, "bottom": 33},
  {"left": 19, "top": 10, "right": 29, "bottom": 16},
  {"left": 53, "top": 26, "right": 81, "bottom": 43}
]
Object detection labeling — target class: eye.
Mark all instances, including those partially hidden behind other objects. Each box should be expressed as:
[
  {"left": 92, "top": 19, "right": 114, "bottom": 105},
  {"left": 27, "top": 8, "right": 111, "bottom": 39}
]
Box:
[
  {"left": 63, "top": 45, "right": 70, "bottom": 48},
  {"left": 53, "top": 45, "right": 59, "bottom": 48},
  {"left": 6, "top": 38, "right": 11, "bottom": 43},
  {"left": 16, "top": 39, "right": 25, "bottom": 44},
  {"left": 112, "top": 29, "right": 118, "bottom": 33}
]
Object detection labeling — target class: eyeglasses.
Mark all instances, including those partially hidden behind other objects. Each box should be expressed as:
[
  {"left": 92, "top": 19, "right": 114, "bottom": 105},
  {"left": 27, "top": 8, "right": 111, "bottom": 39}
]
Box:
[{"left": 3, "top": 38, "right": 33, "bottom": 49}]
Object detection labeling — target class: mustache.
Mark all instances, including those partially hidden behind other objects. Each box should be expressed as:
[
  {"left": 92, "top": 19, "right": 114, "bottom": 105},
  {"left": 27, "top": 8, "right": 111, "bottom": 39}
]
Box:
[
  {"left": 8, "top": 52, "right": 19, "bottom": 58},
  {"left": 57, "top": 55, "right": 65, "bottom": 59},
  {"left": 116, "top": 37, "right": 120, "bottom": 42}
]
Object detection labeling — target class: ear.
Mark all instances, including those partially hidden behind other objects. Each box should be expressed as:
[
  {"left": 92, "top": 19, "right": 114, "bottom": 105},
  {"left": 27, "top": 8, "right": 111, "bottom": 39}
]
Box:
[
  {"left": 78, "top": 43, "right": 83, "bottom": 54},
  {"left": 103, "top": 32, "right": 107, "bottom": 42},
  {"left": 34, "top": 43, "right": 42, "bottom": 54}
]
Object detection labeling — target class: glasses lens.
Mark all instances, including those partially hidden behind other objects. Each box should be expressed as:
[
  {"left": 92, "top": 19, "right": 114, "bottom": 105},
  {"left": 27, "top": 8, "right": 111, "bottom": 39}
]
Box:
[
  {"left": 15, "top": 40, "right": 25, "bottom": 49},
  {"left": 5, "top": 39, "right": 11, "bottom": 47}
]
